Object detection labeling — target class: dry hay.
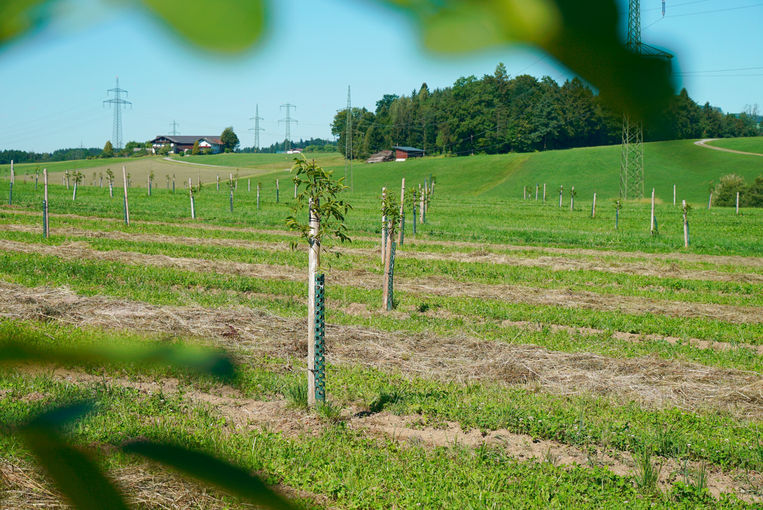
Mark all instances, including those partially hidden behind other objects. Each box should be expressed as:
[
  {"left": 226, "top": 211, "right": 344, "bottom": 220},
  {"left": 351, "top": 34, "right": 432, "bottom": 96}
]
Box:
[
  {"left": 0, "top": 238, "right": 760, "bottom": 327},
  {"left": 0, "top": 282, "right": 760, "bottom": 422},
  {"left": 0, "top": 457, "right": 244, "bottom": 509}
]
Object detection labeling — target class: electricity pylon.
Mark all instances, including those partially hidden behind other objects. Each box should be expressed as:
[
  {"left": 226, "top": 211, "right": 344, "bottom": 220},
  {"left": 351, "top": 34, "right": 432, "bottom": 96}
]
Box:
[
  {"left": 103, "top": 77, "right": 131, "bottom": 150},
  {"left": 249, "top": 105, "right": 264, "bottom": 151},
  {"left": 279, "top": 103, "right": 297, "bottom": 151},
  {"left": 620, "top": 0, "right": 672, "bottom": 200}
]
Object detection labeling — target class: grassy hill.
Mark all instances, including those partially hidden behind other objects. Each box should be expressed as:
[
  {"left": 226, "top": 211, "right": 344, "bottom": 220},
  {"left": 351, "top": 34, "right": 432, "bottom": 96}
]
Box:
[
  {"left": 706, "top": 136, "right": 763, "bottom": 154},
  {"left": 3, "top": 139, "right": 760, "bottom": 203}
]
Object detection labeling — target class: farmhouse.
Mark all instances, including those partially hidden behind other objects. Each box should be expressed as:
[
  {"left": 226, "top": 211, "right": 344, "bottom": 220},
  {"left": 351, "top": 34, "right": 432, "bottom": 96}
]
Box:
[
  {"left": 392, "top": 146, "right": 424, "bottom": 161},
  {"left": 150, "top": 135, "right": 224, "bottom": 153}
]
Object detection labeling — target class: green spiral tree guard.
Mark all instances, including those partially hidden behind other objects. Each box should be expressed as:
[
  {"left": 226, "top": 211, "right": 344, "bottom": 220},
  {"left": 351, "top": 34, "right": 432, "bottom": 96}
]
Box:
[
  {"left": 230, "top": 190, "right": 234, "bottom": 213},
  {"left": 314, "top": 273, "right": 326, "bottom": 403},
  {"left": 42, "top": 200, "right": 48, "bottom": 239},
  {"left": 399, "top": 212, "right": 405, "bottom": 245},
  {"left": 386, "top": 242, "right": 396, "bottom": 311},
  {"left": 8, "top": 181, "right": 12, "bottom": 205}
]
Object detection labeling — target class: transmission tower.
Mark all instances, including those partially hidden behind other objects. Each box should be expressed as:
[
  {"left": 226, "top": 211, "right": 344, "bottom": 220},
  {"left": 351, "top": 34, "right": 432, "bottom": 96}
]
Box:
[
  {"left": 279, "top": 103, "right": 297, "bottom": 151},
  {"left": 249, "top": 104, "right": 264, "bottom": 151},
  {"left": 345, "top": 85, "right": 353, "bottom": 191},
  {"left": 620, "top": 0, "right": 672, "bottom": 200},
  {"left": 169, "top": 120, "right": 179, "bottom": 136},
  {"left": 103, "top": 77, "right": 131, "bottom": 150}
]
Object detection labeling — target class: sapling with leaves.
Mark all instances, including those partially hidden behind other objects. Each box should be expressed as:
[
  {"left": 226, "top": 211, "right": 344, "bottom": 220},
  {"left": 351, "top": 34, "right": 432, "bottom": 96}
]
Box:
[
  {"left": 381, "top": 191, "right": 401, "bottom": 311},
  {"left": 682, "top": 200, "right": 691, "bottom": 248},
  {"left": 148, "top": 170, "right": 155, "bottom": 196},
  {"left": 569, "top": 186, "right": 576, "bottom": 211},
  {"left": 406, "top": 186, "right": 418, "bottom": 237},
  {"left": 71, "top": 171, "right": 84, "bottom": 201},
  {"left": 228, "top": 174, "right": 235, "bottom": 212},
  {"left": 285, "top": 158, "right": 351, "bottom": 407}
]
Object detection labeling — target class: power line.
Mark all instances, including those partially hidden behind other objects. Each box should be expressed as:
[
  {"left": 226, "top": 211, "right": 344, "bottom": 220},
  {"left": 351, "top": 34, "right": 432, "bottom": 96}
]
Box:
[
  {"left": 665, "top": 2, "right": 763, "bottom": 17},
  {"left": 278, "top": 103, "right": 297, "bottom": 151},
  {"left": 249, "top": 104, "right": 264, "bottom": 151},
  {"left": 102, "top": 76, "right": 131, "bottom": 150}
]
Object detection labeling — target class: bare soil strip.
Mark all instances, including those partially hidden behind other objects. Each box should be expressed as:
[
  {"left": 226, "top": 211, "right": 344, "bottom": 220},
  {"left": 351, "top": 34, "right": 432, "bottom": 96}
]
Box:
[
  {"left": 3, "top": 208, "right": 762, "bottom": 269},
  {"left": 0, "top": 238, "right": 759, "bottom": 326},
  {"left": 18, "top": 369, "right": 762, "bottom": 503},
  {"left": 2, "top": 223, "right": 759, "bottom": 284},
  {"left": 1, "top": 283, "right": 759, "bottom": 421}
]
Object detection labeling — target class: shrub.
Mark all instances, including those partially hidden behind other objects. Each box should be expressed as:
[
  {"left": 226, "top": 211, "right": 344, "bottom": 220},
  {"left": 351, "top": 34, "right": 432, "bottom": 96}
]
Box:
[
  {"left": 744, "top": 175, "right": 763, "bottom": 207},
  {"left": 712, "top": 174, "right": 746, "bottom": 206}
]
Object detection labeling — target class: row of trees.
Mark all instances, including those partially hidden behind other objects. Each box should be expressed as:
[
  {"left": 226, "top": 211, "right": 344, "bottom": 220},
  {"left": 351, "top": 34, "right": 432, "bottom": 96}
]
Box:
[
  {"left": 240, "top": 137, "right": 337, "bottom": 154},
  {"left": 0, "top": 147, "right": 102, "bottom": 165},
  {"left": 331, "top": 63, "right": 761, "bottom": 159}
]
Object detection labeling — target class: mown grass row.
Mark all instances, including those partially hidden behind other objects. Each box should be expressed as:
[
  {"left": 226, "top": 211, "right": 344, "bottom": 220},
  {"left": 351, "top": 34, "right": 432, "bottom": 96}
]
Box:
[
  {"left": 0, "top": 249, "right": 760, "bottom": 371},
  {"left": 3, "top": 319, "right": 762, "bottom": 480},
  {"left": 1, "top": 228, "right": 761, "bottom": 310},
  {"left": 2, "top": 208, "right": 761, "bottom": 278},
  {"left": 2, "top": 179, "right": 761, "bottom": 256}
]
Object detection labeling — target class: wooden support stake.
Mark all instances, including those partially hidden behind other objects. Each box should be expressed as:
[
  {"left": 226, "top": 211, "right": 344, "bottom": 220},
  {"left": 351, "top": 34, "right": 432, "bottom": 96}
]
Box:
[
  {"left": 650, "top": 188, "right": 656, "bottom": 234},
  {"left": 682, "top": 200, "right": 689, "bottom": 248},
  {"left": 42, "top": 169, "right": 49, "bottom": 238},
  {"left": 543, "top": 183, "right": 546, "bottom": 202},
  {"left": 708, "top": 192, "right": 712, "bottom": 209},
  {"left": 570, "top": 186, "right": 575, "bottom": 211},
  {"left": 72, "top": 181, "right": 77, "bottom": 201},
  {"left": 398, "top": 178, "right": 405, "bottom": 245},
  {"left": 276, "top": 178, "right": 280, "bottom": 203},
  {"left": 147, "top": 175, "right": 151, "bottom": 196},
  {"left": 189, "top": 178, "right": 196, "bottom": 219},
  {"left": 535, "top": 184, "right": 538, "bottom": 201},
  {"left": 257, "top": 183, "right": 261, "bottom": 209},
  {"left": 307, "top": 198, "right": 320, "bottom": 407},
  {"left": 216, "top": 175, "right": 220, "bottom": 191},
  {"left": 559, "top": 185, "right": 563, "bottom": 208},
  {"left": 121, "top": 166, "right": 130, "bottom": 226},
  {"left": 248, "top": 178, "right": 251, "bottom": 192},
  {"left": 9, "top": 160, "right": 13, "bottom": 205},
  {"left": 673, "top": 184, "right": 676, "bottom": 206},
  {"left": 591, "top": 192, "right": 597, "bottom": 218},
  {"left": 736, "top": 191, "right": 740, "bottom": 215}
]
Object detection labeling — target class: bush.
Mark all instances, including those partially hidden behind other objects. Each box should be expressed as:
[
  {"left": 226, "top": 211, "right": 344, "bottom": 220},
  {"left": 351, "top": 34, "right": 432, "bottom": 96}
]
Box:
[
  {"left": 744, "top": 175, "right": 763, "bottom": 207},
  {"left": 713, "top": 174, "right": 746, "bottom": 206}
]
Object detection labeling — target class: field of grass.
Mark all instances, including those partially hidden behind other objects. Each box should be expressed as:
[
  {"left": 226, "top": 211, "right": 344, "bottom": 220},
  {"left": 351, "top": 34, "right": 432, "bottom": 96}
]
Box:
[
  {"left": 706, "top": 137, "right": 763, "bottom": 155},
  {"left": 0, "top": 140, "right": 760, "bottom": 508}
]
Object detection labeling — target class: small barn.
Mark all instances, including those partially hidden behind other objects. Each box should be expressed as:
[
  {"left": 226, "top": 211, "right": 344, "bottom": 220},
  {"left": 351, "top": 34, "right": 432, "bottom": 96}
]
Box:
[{"left": 392, "top": 146, "right": 424, "bottom": 161}]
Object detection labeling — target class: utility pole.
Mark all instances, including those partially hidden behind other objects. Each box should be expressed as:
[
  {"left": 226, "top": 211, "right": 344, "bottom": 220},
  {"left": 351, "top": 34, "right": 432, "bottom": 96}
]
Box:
[
  {"left": 103, "top": 76, "right": 131, "bottom": 150},
  {"left": 619, "top": 0, "right": 671, "bottom": 200},
  {"left": 169, "top": 120, "right": 179, "bottom": 136},
  {"left": 345, "top": 85, "right": 353, "bottom": 192},
  {"left": 279, "top": 103, "right": 297, "bottom": 151},
  {"left": 249, "top": 104, "right": 264, "bottom": 151}
]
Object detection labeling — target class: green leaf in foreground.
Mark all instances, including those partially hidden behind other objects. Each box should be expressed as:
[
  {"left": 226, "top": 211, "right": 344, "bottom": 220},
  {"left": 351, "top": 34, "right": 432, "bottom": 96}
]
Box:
[
  {"left": 122, "top": 440, "right": 295, "bottom": 510},
  {"left": 14, "top": 403, "right": 129, "bottom": 510},
  {"left": 0, "top": 337, "right": 237, "bottom": 382}
]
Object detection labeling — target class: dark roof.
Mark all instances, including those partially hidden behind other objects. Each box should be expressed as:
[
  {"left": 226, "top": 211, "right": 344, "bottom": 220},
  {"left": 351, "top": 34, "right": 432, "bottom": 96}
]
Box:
[
  {"left": 392, "top": 146, "right": 424, "bottom": 153},
  {"left": 151, "top": 135, "right": 223, "bottom": 145}
]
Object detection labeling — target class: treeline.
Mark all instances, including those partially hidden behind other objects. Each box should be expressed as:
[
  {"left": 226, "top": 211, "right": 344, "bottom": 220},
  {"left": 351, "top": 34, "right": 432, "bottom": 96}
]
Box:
[
  {"left": 331, "top": 63, "right": 761, "bottom": 159},
  {"left": 241, "top": 137, "right": 337, "bottom": 154},
  {"left": 0, "top": 147, "right": 102, "bottom": 165}
]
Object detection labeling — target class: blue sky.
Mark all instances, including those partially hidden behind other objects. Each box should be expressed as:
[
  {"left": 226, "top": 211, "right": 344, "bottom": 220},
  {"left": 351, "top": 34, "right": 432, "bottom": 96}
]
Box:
[{"left": 0, "top": 0, "right": 761, "bottom": 152}]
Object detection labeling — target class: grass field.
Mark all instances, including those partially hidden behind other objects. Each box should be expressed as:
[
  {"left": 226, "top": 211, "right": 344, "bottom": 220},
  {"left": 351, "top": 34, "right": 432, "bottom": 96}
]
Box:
[
  {"left": 707, "top": 137, "right": 763, "bottom": 155},
  {"left": 0, "top": 139, "right": 761, "bottom": 507}
]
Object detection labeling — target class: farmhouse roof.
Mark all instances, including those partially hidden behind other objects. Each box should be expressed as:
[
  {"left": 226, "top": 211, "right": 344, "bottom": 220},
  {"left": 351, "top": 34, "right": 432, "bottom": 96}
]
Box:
[
  {"left": 151, "top": 135, "right": 223, "bottom": 145},
  {"left": 392, "top": 145, "right": 424, "bottom": 153}
]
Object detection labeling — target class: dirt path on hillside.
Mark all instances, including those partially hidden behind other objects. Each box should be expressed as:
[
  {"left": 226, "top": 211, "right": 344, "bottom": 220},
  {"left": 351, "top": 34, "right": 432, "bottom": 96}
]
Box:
[
  {"left": 1, "top": 282, "right": 759, "bottom": 421},
  {"left": 15, "top": 368, "right": 761, "bottom": 503},
  {"left": 2, "top": 223, "right": 760, "bottom": 284},
  {"left": 3, "top": 208, "right": 762, "bottom": 269},
  {"left": 695, "top": 138, "right": 763, "bottom": 157},
  {"left": 1, "top": 238, "right": 759, "bottom": 326}
]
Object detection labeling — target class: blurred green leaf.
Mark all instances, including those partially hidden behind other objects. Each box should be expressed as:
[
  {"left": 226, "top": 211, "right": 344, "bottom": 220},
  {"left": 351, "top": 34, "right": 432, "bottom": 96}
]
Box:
[
  {"left": 0, "top": 338, "right": 237, "bottom": 381},
  {"left": 122, "top": 440, "right": 295, "bottom": 510},
  {"left": 376, "top": 0, "right": 674, "bottom": 120},
  {"left": 0, "top": 0, "right": 51, "bottom": 44},
  {"left": 15, "top": 403, "right": 129, "bottom": 510},
  {"left": 140, "top": 0, "right": 266, "bottom": 53}
]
